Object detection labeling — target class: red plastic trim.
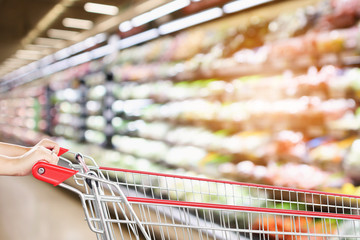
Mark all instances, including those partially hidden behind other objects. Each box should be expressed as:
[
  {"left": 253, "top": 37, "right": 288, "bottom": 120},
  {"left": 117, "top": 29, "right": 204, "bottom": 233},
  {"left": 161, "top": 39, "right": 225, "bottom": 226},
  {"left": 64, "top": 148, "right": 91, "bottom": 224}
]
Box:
[
  {"left": 32, "top": 161, "right": 78, "bottom": 186},
  {"left": 58, "top": 147, "right": 69, "bottom": 156},
  {"left": 100, "top": 166, "right": 360, "bottom": 199},
  {"left": 127, "top": 197, "right": 360, "bottom": 220}
]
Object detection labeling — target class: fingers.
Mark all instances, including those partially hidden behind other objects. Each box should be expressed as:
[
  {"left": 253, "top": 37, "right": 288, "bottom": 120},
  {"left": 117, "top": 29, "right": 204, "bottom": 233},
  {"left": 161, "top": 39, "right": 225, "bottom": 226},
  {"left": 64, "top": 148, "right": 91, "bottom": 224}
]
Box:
[
  {"left": 32, "top": 146, "right": 59, "bottom": 165},
  {"left": 40, "top": 146, "right": 59, "bottom": 163},
  {"left": 16, "top": 145, "right": 59, "bottom": 176},
  {"left": 37, "top": 139, "right": 60, "bottom": 155}
]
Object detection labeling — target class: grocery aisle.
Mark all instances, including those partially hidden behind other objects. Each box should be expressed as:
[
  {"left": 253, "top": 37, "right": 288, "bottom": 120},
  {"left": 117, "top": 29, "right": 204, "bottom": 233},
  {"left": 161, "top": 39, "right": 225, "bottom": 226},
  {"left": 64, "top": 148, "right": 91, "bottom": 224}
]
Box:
[
  {"left": 2, "top": 0, "right": 360, "bottom": 239},
  {"left": 0, "top": 176, "right": 97, "bottom": 240}
]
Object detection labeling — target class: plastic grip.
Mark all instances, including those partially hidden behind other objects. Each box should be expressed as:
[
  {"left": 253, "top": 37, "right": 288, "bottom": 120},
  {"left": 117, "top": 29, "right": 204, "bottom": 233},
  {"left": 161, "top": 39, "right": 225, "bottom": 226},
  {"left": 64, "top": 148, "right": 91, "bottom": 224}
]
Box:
[
  {"left": 58, "top": 147, "right": 69, "bottom": 156},
  {"left": 32, "top": 161, "right": 78, "bottom": 186}
]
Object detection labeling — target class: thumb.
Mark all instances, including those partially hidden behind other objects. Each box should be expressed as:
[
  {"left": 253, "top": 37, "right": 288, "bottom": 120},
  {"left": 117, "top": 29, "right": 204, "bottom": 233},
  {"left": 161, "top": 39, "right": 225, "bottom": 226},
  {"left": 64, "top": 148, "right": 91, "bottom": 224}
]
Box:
[
  {"left": 37, "top": 139, "right": 60, "bottom": 155},
  {"left": 49, "top": 152, "right": 59, "bottom": 165}
]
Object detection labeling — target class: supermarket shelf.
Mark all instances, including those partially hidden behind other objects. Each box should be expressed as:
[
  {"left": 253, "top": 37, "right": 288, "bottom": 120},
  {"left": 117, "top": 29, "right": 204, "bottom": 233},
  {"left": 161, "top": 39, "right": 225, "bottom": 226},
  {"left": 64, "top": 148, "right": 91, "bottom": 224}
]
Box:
[
  {"left": 1, "top": 0, "right": 360, "bottom": 211},
  {"left": 114, "top": 114, "right": 355, "bottom": 139}
]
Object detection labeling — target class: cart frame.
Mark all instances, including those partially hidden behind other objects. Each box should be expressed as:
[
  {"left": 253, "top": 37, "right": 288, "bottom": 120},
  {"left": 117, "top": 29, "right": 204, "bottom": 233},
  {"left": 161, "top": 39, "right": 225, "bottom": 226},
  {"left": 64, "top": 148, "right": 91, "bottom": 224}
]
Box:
[{"left": 32, "top": 148, "right": 360, "bottom": 240}]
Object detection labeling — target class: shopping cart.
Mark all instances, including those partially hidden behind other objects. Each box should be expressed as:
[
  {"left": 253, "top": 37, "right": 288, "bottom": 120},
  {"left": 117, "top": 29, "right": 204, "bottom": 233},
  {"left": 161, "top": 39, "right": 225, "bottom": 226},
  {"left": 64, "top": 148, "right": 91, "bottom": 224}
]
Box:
[{"left": 32, "top": 148, "right": 360, "bottom": 240}]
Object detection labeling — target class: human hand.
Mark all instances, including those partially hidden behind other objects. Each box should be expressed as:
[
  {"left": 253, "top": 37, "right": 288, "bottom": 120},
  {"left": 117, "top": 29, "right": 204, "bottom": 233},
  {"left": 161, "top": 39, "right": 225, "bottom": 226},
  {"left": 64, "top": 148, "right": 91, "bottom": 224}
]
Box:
[
  {"left": 15, "top": 142, "right": 59, "bottom": 176},
  {"left": 35, "top": 139, "right": 60, "bottom": 156}
]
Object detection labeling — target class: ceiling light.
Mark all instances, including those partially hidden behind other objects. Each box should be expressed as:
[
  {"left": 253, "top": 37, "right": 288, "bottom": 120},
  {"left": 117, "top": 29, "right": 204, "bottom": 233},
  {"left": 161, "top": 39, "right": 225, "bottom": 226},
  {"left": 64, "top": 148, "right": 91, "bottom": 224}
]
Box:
[
  {"left": 119, "top": 21, "right": 133, "bottom": 32},
  {"left": 120, "top": 28, "right": 159, "bottom": 49},
  {"left": 54, "top": 48, "right": 72, "bottom": 61},
  {"left": 42, "top": 61, "right": 59, "bottom": 76},
  {"left": 28, "top": 61, "right": 39, "bottom": 69},
  {"left": 63, "top": 18, "right": 93, "bottom": 30},
  {"left": 68, "top": 33, "right": 107, "bottom": 55},
  {"left": 48, "top": 59, "right": 70, "bottom": 74},
  {"left": 48, "top": 29, "right": 78, "bottom": 40},
  {"left": 223, "top": 0, "right": 273, "bottom": 14},
  {"left": 39, "top": 55, "right": 55, "bottom": 67},
  {"left": 69, "top": 37, "right": 97, "bottom": 54},
  {"left": 15, "top": 50, "right": 43, "bottom": 61},
  {"left": 15, "top": 54, "right": 41, "bottom": 61},
  {"left": 69, "top": 42, "right": 87, "bottom": 55},
  {"left": 83, "top": 37, "right": 97, "bottom": 48},
  {"left": 17, "top": 50, "right": 41, "bottom": 55},
  {"left": 94, "top": 33, "right": 107, "bottom": 43},
  {"left": 25, "top": 44, "right": 54, "bottom": 50},
  {"left": 91, "top": 44, "right": 113, "bottom": 59},
  {"left": 84, "top": 3, "right": 119, "bottom": 15},
  {"left": 22, "top": 47, "right": 51, "bottom": 55},
  {"left": 131, "top": 0, "right": 190, "bottom": 27},
  {"left": 69, "top": 52, "right": 92, "bottom": 66},
  {"left": 35, "top": 37, "right": 65, "bottom": 46},
  {"left": 15, "top": 65, "right": 33, "bottom": 76},
  {"left": 158, "top": 7, "right": 223, "bottom": 35}
]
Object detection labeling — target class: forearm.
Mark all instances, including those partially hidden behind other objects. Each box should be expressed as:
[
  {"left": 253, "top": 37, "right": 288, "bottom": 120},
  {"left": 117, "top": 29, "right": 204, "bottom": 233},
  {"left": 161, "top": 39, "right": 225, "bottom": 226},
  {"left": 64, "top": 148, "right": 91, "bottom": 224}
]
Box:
[
  {"left": 0, "top": 142, "right": 30, "bottom": 157},
  {"left": 0, "top": 139, "right": 60, "bottom": 176}
]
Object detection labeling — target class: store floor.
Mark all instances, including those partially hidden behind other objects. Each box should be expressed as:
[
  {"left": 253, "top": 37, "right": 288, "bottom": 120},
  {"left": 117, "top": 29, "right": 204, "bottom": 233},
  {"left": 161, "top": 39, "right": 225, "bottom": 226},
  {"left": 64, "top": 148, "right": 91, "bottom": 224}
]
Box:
[{"left": 0, "top": 175, "right": 97, "bottom": 240}]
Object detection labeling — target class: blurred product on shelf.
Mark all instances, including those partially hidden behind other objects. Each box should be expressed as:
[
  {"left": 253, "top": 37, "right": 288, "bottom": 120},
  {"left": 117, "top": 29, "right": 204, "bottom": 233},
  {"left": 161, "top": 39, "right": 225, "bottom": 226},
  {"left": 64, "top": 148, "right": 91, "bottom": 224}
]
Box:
[
  {"left": 252, "top": 215, "right": 337, "bottom": 240},
  {"left": 343, "top": 139, "right": 360, "bottom": 185}
]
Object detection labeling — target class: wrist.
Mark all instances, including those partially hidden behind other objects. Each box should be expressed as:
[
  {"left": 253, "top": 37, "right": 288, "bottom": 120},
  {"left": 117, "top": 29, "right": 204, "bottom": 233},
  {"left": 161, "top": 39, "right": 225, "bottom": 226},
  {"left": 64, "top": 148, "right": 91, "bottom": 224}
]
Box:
[{"left": 0, "top": 155, "right": 23, "bottom": 176}]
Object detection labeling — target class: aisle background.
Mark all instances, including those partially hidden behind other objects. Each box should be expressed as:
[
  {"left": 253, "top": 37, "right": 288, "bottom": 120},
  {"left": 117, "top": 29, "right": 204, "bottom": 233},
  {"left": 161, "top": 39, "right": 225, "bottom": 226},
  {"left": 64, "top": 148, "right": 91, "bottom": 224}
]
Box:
[{"left": 2, "top": 0, "right": 360, "bottom": 239}]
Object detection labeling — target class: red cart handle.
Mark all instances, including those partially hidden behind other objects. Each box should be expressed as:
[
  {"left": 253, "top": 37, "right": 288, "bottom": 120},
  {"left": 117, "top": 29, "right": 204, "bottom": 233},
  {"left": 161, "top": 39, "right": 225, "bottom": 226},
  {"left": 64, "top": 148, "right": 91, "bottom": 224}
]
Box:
[
  {"left": 57, "top": 147, "right": 69, "bottom": 156},
  {"left": 32, "top": 147, "right": 78, "bottom": 186}
]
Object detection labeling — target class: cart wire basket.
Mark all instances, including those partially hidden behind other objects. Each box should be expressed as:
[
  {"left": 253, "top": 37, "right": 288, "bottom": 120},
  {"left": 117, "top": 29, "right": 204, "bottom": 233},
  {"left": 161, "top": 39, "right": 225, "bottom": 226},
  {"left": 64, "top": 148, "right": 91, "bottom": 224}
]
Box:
[{"left": 32, "top": 148, "right": 360, "bottom": 240}]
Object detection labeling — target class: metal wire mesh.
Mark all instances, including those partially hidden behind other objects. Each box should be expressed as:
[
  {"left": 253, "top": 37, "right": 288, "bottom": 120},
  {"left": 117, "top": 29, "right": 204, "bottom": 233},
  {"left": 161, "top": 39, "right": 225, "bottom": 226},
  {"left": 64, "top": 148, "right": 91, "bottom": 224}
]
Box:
[
  {"left": 60, "top": 155, "right": 360, "bottom": 240},
  {"left": 99, "top": 168, "right": 360, "bottom": 216}
]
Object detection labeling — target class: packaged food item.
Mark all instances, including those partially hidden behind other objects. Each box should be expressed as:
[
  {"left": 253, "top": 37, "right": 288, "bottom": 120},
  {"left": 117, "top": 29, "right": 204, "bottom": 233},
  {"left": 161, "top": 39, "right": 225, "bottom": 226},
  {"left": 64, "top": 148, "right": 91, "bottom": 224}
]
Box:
[
  {"left": 165, "top": 146, "right": 207, "bottom": 168},
  {"left": 84, "top": 129, "right": 106, "bottom": 145},
  {"left": 266, "top": 163, "right": 329, "bottom": 189},
  {"left": 309, "top": 136, "right": 355, "bottom": 172},
  {"left": 252, "top": 215, "right": 336, "bottom": 240},
  {"left": 314, "top": 0, "right": 360, "bottom": 30},
  {"left": 273, "top": 131, "right": 307, "bottom": 163},
  {"left": 343, "top": 139, "right": 360, "bottom": 184},
  {"left": 87, "top": 85, "right": 106, "bottom": 100}
]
